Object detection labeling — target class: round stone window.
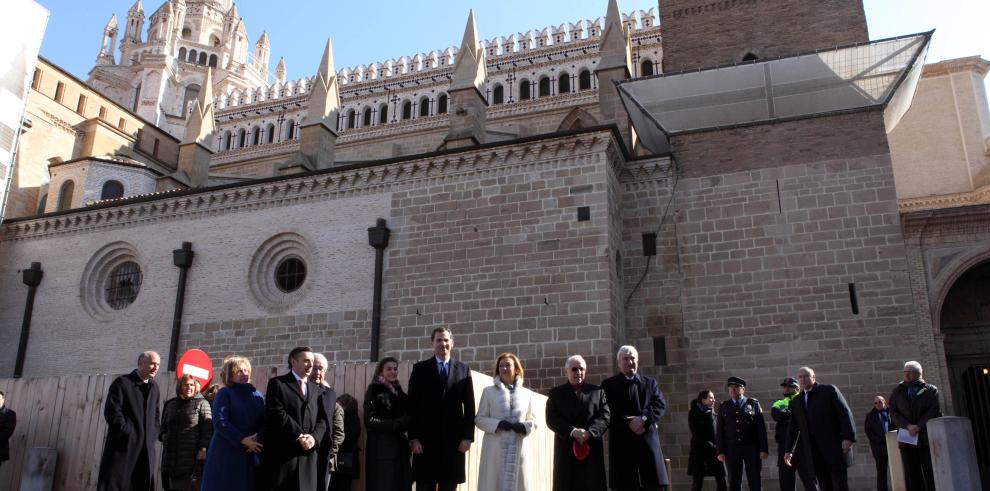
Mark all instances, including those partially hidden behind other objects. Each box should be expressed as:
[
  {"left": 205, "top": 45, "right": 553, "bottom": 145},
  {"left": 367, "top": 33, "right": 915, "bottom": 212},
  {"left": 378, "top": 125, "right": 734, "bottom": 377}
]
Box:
[
  {"left": 274, "top": 257, "right": 306, "bottom": 293},
  {"left": 105, "top": 261, "right": 143, "bottom": 309}
]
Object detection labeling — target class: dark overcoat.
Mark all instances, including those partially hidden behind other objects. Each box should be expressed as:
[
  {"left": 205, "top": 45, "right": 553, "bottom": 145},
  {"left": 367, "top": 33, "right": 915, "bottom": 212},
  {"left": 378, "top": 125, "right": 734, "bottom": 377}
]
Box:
[
  {"left": 545, "top": 382, "right": 610, "bottom": 491},
  {"left": 258, "top": 373, "right": 328, "bottom": 491},
  {"left": 601, "top": 373, "right": 669, "bottom": 489},
  {"left": 364, "top": 381, "right": 412, "bottom": 491},
  {"left": 97, "top": 370, "right": 161, "bottom": 491},
  {"left": 687, "top": 401, "right": 725, "bottom": 477},
  {"left": 407, "top": 357, "right": 475, "bottom": 486},
  {"left": 864, "top": 408, "right": 896, "bottom": 459},
  {"left": 0, "top": 405, "right": 15, "bottom": 464},
  {"left": 785, "top": 383, "right": 856, "bottom": 478},
  {"left": 314, "top": 385, "right": 343, "bottom": 491},
  {"left": 888, "top": 380, "right": 940, "bottom": 445}
]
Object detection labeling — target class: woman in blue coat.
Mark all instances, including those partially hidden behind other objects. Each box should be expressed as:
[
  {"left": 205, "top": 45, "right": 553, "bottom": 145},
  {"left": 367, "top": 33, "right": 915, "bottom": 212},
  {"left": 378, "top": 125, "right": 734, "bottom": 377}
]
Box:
[{"left": 201, "top": 356, "right": 265, "bottom": 490}]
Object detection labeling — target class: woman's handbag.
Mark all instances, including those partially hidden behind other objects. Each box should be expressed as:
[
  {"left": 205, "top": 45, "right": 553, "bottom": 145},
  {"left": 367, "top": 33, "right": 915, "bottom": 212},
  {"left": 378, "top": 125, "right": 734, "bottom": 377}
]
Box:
[{"left": 336, "top": 449, "right": 359, "bottom": 475}]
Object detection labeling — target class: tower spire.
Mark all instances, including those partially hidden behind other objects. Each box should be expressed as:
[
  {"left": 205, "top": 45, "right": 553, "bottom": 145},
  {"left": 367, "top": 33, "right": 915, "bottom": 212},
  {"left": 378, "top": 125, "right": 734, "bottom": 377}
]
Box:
[
  {"left": 443, "top": 9, "right": 489, "bottom": 148},
  {"left": 280, "top": 38, "right": 340, "bottom": 173},
  {"left": 176, "top": 68, "right": 215, "bottom": 188},
  {"left": 450, "top": 8, "right": 487, "bottom": 92},
  {"left": 96, "top": 14, "right": 119, "bottom": 65},
  {"left": 598, "top": 0, "right": 632, "bottom": 72}
]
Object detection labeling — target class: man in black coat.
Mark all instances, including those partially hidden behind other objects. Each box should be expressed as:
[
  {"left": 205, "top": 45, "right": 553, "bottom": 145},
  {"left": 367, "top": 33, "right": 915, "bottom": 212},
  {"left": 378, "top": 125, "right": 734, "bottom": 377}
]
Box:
[
  {"left": 771, "top": 377, "right": 801, "bottom": 491},
  {"left": 97, "top": 351, "right": 161, "bottom": 491},
  {"left": 408, "top": 327, "right": 476, "bottom": 491},
  {"left": 259, "top": 346, "right": 328, "bottom": 491},
  {"left": 715, "top": 377, "right": 768, "bottom": 491},
  {"left": 310, "top": 353, "right": 345, "bottom": 491},
  {"left": 601, "top": 345, "right": 669, "bottom": 491},
  {"left": 546, "top": 354, "right": 611, "bottom": 491},
  {"left": 865, "top": 395, "right": 895, "bottom": 491},
  {"left": 888, "top": 361, "right": 940, "bottom": 491},
  {"left": 784, "top": 366, "right": 856, "bottom": 491},
  {"left": 0, "top": 391, "right": 16, "bottom": 471}
]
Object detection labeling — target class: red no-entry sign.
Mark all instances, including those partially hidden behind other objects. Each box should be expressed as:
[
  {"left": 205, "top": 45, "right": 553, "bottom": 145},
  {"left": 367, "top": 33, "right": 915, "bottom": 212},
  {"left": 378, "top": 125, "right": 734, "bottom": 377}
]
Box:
[{"left": 176, "top": 349, "right": 213, "bottom": 389}]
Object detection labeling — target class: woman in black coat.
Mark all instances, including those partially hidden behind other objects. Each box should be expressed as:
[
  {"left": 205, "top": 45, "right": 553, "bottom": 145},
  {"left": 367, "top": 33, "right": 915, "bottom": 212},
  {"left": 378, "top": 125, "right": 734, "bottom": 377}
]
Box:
[
  {"left": 363, "top": 357, "right": 412, "bottom": 491},
  {"left": 688, "top": 390, "right": 726, "bottom": 491},
  {"left": 159, "top": 375, "right": 212, "bottom": 491}
]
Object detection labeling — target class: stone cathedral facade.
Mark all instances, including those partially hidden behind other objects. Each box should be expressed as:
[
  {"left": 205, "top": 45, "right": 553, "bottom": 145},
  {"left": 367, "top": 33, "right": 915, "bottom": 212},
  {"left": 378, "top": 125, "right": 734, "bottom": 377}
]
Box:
[{"left": 3, "top": 0, "right": 990, "bottom": 486}]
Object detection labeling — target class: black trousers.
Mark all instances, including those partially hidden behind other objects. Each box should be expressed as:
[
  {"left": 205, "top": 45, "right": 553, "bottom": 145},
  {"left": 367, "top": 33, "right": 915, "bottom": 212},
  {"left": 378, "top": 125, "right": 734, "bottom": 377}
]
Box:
[
  {"left": 691, "top": 473, "right": 727, "bottom": 491},
  {"left": 418, "top": 482, "right": 458, "bottom": 491},
  {"left": 872, "top": 453, "right": 889, "bottom": 491},
  {"left": 900, "top": 443, "right": 935, "bottom": 491},
  {"left": 131, "top": 447, "right": 152, "bottom": 491},
  {"left": 801, "top": 442, "right": 848, "bottom": 491},
  {"left": 725, "top": 446, "right": 762, "bottom": 491}
]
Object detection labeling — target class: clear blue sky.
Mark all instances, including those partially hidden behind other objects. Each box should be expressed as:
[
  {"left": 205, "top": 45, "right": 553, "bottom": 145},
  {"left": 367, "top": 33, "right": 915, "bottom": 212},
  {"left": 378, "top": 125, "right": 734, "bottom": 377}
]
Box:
[{"left": 36, "top": 0, "right": 990, "bottom": 88}]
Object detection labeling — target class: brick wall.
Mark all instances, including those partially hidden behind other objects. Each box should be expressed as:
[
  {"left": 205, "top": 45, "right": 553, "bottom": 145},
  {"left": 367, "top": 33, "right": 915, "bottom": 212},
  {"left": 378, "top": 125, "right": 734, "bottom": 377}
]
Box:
[{"left": 660, "top": 0, "right": 869, "bottom": 72}]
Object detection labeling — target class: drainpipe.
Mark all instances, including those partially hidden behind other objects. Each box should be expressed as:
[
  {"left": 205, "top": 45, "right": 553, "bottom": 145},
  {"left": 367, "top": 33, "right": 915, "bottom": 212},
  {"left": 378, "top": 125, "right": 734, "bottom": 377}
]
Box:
[
  {"left": 168, "top": 242, "right": 195, "bottom": 371},
  {"left": 367, "top": 218, "right": 391, "bottom": 362},
  {"left": 15, "top": 262, "right": 43, "bottom": 378}
]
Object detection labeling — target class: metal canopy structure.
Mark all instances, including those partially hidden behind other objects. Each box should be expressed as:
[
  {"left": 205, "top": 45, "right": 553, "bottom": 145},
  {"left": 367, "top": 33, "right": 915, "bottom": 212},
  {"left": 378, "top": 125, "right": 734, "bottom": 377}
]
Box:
[{"left": 617, "top": 31, "right": 933, "bottom": 154}]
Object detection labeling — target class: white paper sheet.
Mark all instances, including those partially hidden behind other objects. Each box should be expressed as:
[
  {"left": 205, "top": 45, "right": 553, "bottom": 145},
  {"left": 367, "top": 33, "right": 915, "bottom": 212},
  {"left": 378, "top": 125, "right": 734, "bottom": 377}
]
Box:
[{"left": 897, "top": 428, "right": 919, "bottom": 446}]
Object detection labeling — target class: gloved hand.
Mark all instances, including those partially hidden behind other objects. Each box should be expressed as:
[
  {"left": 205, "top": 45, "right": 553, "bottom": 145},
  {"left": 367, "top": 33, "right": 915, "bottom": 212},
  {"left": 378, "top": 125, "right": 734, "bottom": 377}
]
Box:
[
  {"left": 512, "top": 422, "right": 527, "bottom": 435},
  {"left": 497, "top": 420, "right": 513, "bottom": 431}
]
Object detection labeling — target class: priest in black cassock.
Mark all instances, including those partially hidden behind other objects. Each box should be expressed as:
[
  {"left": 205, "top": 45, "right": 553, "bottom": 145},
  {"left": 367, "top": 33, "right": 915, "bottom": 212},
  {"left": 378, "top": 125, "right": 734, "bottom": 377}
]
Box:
[
  {"left": 97, "top": 351, "right": 161, "bottom": 491},
  {"left": 258, "top": 347, "right": 327, "bottom": 491},
  {"left": 601, "top": 345, "right": 669, "bottom": 491},
  {"left": 546, "top": 354, "right": 610, "bottom": 491}
]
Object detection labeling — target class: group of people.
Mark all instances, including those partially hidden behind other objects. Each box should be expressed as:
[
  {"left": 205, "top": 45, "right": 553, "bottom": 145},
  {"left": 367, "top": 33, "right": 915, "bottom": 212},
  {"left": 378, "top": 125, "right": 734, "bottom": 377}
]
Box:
[
  {"left": 686, "top": 363, "right": 942, "bottom": 491},
  {"left": 86, "top": 329, "right": 943, "bottom": 491}
]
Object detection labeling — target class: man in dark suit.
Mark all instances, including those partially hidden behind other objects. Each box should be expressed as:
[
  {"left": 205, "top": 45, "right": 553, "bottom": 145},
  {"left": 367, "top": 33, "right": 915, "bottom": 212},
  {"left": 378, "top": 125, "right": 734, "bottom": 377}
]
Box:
[
  {"left": 784, "top": 366, "right": 856, "bottom": 491},
  {"left": 259, "top": 346, "right": 328, "bottom": 491},
  {"left": 97, "top": 350, "right": 161, "bottom": 491},
  {"left": 715, "top": 377, "right": 768, "bottom": 491},
  {"left": 310, "top": 353, "right": 345, "bottom": 491},
  {"left": 865, "top": 395, "right": 895, "bottom": 491},
  {"left": 888, "top": 361, "right": 940, "bottom": 491},
  {"left": 546, "top": 354, "right": 611, "bottom": 491},
  {"left": 0, "top": 391, "right": 15, "bottom": 471},
  {"left": 601, "top": 345, "right": 669, "bottom": 491},
  {"left": 408, "top": 326, "right": 476, "bottom": 491}
]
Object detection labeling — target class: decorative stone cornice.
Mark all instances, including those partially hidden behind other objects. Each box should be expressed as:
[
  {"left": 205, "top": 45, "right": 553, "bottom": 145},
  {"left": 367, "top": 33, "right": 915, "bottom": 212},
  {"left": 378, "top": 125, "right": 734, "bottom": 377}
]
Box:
[
  {"left": 618, "top": 156, "right": 676, "bottom": 185},
  {"left": 2, "top": 129, "right": 621, "bottom": 242},
  {"left": 898, "top": 184, "right": 990, "bottom": 213},
  {"left": 922, "top": 56, "right": 990, "bottom": 78}
]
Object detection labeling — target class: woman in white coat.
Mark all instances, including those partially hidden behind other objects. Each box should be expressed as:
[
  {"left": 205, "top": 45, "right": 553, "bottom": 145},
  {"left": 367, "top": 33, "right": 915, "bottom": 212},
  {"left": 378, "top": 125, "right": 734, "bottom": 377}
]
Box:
[{"left": 475, "top": 352, "right": 538, "bottom": 491}]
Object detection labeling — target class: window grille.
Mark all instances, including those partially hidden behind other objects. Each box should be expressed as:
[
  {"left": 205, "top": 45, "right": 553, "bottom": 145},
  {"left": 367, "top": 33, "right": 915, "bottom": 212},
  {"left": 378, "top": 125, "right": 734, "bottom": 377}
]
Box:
[
  {"left": 275, "top": 257, "right": 306, "bottom": 293},
  {"left": 105, "top": 261, "right": 143, "bottom": 310}
]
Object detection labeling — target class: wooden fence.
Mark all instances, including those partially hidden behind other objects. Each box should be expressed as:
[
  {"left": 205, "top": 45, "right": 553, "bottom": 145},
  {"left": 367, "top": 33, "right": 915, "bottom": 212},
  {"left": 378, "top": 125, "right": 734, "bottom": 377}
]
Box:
[{"left": 0, "top": 363, "right": 554, "bottom": 491}]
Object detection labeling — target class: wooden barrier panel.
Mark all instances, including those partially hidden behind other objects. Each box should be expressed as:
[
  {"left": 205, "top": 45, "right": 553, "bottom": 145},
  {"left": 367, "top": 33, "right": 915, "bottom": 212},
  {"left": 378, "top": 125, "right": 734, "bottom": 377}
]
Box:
[{"left": 0, "top": 364, "right": 556, "bottom": 491}]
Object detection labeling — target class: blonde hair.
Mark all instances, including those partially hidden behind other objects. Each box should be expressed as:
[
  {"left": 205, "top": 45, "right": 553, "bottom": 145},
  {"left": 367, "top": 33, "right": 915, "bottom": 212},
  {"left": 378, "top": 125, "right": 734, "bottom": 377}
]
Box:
[
  {"left": 221, "top": 355, "right": 252, "bottom": 386},
  {"left": 493, "top": 352, "right": 524, "bottom": 380}
]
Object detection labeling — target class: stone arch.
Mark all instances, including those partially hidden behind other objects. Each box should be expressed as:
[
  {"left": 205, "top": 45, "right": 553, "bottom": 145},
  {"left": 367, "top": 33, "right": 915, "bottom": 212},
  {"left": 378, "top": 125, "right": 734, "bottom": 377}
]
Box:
[{"left": 557, "top": 106, "right": 599, "bottom": 131}]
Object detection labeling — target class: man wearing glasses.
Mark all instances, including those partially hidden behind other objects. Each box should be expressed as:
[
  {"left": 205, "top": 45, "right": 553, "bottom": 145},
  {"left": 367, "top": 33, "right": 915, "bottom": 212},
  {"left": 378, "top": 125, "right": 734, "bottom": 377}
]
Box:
[
  {"left": 865, "top": 395, "right": 896, "bottom": 491},
  {"left": 546, "top": 355, "right": 611, "bottom": 491}
]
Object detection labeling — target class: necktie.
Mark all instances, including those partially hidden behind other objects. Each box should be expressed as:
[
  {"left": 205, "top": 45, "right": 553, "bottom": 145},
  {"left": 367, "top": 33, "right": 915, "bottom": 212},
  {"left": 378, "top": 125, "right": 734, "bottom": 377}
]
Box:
[
  {"left": 298, "top": 378, "right": 306, "bottom": 398},
  {"left": 440, "top": 362, "right": 448, "bottom": 381},
  {"left": 881, "top": 412, "right": 888, "bottom": 433}
]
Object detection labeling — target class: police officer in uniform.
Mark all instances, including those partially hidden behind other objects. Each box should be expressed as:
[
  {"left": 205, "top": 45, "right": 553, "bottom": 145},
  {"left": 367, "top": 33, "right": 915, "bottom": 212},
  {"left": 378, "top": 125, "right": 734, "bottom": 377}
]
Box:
[
  {"left": 716, "top": 377, "right": 768, "bottom": 491},
  {"left": 771, "top": 378, "right": 800, "bottom": 491}
]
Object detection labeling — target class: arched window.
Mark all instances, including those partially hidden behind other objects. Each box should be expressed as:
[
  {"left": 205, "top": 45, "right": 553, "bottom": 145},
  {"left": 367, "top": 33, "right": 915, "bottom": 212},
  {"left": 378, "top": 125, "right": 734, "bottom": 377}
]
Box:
[
  {"left": 208, "top": 54, "right": 218, "bottom": 68},
  {"left": 252, "top": 126, "right": 261, "bottom": 145},
  {"left": 402, "top": 101, "right": 412, "bottom": 120},
  {"left": 178, "top": 47, "right": 187, "bottom": 61},
  {"left": 493, "top": 84, "right": 504, "bottom": 104},
  {"left": 538, "top": 77, "right": 551, "bottom": 97},
  {"left": 286, "top": 119, "right": 296, "bottom": 139},
  {"left": 363, "top": 107, "right": 372, "bottom": 127},
  {"left": 36, "top": 194, "right": 47, "bottom": 214},
  {"left": 238, "top": 128, "right": 247, "bottom": 147},
  {"left": 379, "top": 104, "right": 388, "bottom": 124},
  {"left": 558, "top": 72, "right": 571, "bottom": 94},
  {"left": 224, "top": 130, "right": 232, "bottom": 150},
  {"left": 437, "top": 94, "right": 448, "bottom": 114},
  {"left": 181, "top": 27, "right": 191, "bottom": 39},
  {"left": 198, "top": 52, "right": 207, "bottom": 65},
  {"left": 346, "top": 109, "right": 356, "bottom": 129},
  {"left": 640, "top": 59, "right": 654, "bottom": 76},
  {"left": 266, "top": 124, "right": 275, "bottom": 143},
  {"left": 182, "top": 84, "right": 200, "bottom": 116},
  {"left": 742, "top": 52, "right": 759, "bottom": 62},
  {"left": 419, "top": 97, "right": 431, "bottom": 117},
  {"left": 579, "top": 70, "right": 592, "bottom": 90},
  {"left": 188, "top": 49, "right": 197, "bottom": 63},
  {"left": 56, "top": 180, "right": 74, "bottom": 211},
  {"left": 519, "top": 79, "right": 531, "bottom": 100},
  {"left": 100, "top": 180, "right": 124, "bottom": 200}
]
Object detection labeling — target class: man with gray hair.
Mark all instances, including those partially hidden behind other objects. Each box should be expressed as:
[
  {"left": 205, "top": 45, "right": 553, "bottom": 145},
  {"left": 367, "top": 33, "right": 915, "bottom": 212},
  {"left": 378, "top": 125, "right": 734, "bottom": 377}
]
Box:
[
  {"left": 97, "top": 350, "right": 161, "bottom": 491},
  {"left": 783, "top": 366, "right": 855, "bottom": 491},
  {"left": 601, "top": 346, "right": 669, "bottom": 490},
  {"left": 546, "top": 355, "right": 611, "bottom": 491},
  {"left": 888, "top": 361, "right": 941, "bottom": 491},
  {"left": 309, "top": 353, "right": 345, "bottom": 491}
]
